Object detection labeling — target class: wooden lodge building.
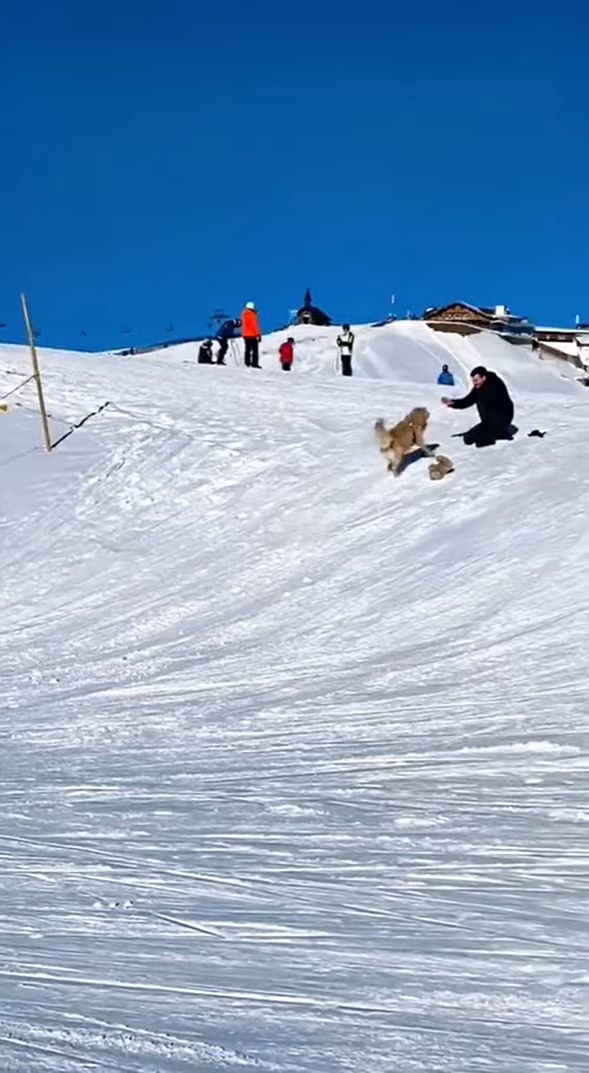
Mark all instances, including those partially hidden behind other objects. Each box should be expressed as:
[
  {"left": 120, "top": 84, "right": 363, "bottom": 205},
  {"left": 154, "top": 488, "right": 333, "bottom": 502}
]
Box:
[
  {"left": 424, "top": 302, "right": 497, "bottom": 335},
  {"left": 423, "top": 300, "right": 589, "bottom": 374},
  {"left": 533, "top": 327, "right": 589, "bottom": 370},
  {"left": 424, "top": 302, "right": 533, "bottom": 341}
]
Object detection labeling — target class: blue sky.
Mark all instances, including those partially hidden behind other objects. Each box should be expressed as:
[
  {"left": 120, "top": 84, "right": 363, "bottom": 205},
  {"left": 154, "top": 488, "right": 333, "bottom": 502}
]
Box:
[{"left": 1, "top": 0, "right": 587, "bottom": 349}]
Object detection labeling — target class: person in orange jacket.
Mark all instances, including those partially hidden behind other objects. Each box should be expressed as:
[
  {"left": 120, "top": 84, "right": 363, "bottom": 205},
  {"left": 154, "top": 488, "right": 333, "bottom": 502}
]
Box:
[{"left": 241, "top": 301, "right": 261, "bottom": 368}]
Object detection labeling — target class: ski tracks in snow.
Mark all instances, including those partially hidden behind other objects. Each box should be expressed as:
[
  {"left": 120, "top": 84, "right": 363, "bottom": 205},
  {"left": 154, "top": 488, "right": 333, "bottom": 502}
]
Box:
[{"left": 1, "top": 329, "right": 589, "bottom": 1071}]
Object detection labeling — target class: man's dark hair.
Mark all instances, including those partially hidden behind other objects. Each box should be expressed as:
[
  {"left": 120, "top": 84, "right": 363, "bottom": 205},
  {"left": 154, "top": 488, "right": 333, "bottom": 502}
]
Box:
[
  {"left": 470, "top": 366, "right": 488, "bottom": 378},
  {"left": 442, "top": 364, "right": 449, "bottom": 372}
]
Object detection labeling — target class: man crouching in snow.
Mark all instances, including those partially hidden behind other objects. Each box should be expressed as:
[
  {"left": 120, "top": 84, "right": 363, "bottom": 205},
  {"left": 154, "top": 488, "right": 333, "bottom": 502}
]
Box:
[{"left": 442, "top": 366, "right": 516, "bottom": 447}]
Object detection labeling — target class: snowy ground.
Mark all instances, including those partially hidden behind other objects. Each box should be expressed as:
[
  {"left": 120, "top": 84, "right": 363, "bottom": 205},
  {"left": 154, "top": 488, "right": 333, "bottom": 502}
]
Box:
[{"left": 1, "top": 322, "right": 588, "bottom": 1072}]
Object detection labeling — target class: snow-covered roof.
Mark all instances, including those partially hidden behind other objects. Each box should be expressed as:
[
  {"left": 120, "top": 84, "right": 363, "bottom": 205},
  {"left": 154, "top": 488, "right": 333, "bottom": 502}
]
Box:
[
  {"left": 535, "top": 326, "right": 580, "bottom": 335},
  {"left": 538, "top": 339, "right": 581, "bottom": 358}
]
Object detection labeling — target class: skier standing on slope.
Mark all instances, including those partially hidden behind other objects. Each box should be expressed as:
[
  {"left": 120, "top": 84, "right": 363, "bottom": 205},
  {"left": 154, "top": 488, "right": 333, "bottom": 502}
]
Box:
[
  {"left": 279, "top": 337, "right": 295, "bottom": 371},
  {"left": 241, "top": 302, "right": 262, "bottom": 369},
  {"left": 215, "top": 318, "right": 238, "bottom": 365},
  {"left": 336, "top": 324, "right": 355, "bottom": 376},
  {"left": 442, "top": 366, "right": 516, "bottom": 447}
]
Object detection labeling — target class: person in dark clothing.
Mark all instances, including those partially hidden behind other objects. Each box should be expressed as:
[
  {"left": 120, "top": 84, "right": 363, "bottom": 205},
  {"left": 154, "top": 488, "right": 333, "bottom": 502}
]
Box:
[
  {"left": 336, "top": 324, "right": 355, "bottom": 376},
  {"left": 216, "top": 318, "right": 237, "bottom": 365},
  {"left": 198, "top": 340, "right": 214, "bottom": 364},
  {"left": 442, "top": 366, "right": 516, "bottom": 447}
]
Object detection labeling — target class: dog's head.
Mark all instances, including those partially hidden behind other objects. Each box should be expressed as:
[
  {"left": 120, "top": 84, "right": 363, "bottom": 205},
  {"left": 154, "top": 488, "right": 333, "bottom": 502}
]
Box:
[{"left": 408, "top": 407, "right": 429, "bottom": 430}]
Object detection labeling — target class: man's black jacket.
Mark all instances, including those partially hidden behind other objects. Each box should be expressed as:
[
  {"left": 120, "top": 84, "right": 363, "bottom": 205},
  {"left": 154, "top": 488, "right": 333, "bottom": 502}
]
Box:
[{"left": 450, "top": 372, "right": 514, "bottom": 427}]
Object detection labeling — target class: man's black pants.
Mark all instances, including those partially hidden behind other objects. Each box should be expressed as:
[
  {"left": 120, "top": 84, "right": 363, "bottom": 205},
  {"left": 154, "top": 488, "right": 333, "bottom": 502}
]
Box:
[
  {"left": 463, "top": 422, "right": 515, "bottom": 448},
  {"left": 244, "top": 338, "right": 260, "bottom": 368},
  {"left": 341, "top": 354, "right": 353, "bottom": 376}
]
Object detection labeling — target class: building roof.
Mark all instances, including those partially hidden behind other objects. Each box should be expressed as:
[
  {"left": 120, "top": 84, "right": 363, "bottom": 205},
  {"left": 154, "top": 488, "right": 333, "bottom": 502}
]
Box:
[
  {"left": 538, "top": 339, "right": 583, "bottom": 356},
  {"left": 535, "top": 326, "right": 580, "bottom": 335},
  {"left": 296, "top": 289, "right": 331, "bottom": 326},
  {"left": 424, "top": 301, "right": 496, "bottom": 321}
]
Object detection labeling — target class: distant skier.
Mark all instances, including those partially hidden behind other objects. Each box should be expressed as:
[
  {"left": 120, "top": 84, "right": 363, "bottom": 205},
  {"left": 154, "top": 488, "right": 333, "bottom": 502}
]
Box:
[
  {"left": 442, "top": 366, "right": 516, "bottom": 447},
  {"left": 437, "top": 364, "right": 455, "bottom": 386},
  {"left": 279, "top": 337, "right": 295, "bottom": 371},
  {"left": 336, "top": 324, "right": 355, "bottom": 376},
  {"left": 198, "top": 340, "right": 214, "bottom": 364},
  {"left": 216, "top": 318, "right": 238, "bottom": 365},
  {"left": 241, "top": 302, "right": 262, "bottom": 369}
]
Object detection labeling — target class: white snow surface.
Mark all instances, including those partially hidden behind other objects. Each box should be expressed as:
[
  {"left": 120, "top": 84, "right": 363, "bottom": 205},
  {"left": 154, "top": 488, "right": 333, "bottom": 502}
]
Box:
[{"left": 1, "top": 321, "right": 588, "bottom": 1072}]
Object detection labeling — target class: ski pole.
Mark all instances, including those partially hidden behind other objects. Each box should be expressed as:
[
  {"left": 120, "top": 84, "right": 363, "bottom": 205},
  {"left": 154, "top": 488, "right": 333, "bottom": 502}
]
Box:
[{"left": 230, "top": 339, "right": 241, "bottom": 367}]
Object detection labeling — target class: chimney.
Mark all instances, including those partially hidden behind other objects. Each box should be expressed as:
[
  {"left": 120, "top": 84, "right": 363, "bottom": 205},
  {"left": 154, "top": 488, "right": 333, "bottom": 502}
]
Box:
[{"left": 495, "top": 304, "right": 507, "bottom": 319}]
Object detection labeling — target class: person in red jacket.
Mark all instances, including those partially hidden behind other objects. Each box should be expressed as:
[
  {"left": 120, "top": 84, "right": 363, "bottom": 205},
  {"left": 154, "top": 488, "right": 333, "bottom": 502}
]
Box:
[
  {"left": 241, "top": 301, "right": 261, "bottom": 368},
  {"left": 279, "top": 337, "right": 295, "bottom": 371}
]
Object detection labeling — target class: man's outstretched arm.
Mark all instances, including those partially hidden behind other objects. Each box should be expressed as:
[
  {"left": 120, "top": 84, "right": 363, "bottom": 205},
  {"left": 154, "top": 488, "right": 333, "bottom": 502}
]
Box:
[{"left": 442, "top": 388, "right": 476, "bottom": 410}]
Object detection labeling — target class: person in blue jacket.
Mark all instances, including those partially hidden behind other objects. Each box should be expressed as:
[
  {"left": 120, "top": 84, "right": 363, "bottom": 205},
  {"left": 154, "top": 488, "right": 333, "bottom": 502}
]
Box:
[
  {"left": 215, "top": 318, "right": 238, "bottom": 365},
  {"left": 437, "top": 364, "right": 455, "bottom": 386}
]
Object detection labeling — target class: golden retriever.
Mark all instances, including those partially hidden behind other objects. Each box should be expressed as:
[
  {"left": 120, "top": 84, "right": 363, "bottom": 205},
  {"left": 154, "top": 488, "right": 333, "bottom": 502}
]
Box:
[{"left": 374, "top": 408, "right": 430, "bottom": 476}]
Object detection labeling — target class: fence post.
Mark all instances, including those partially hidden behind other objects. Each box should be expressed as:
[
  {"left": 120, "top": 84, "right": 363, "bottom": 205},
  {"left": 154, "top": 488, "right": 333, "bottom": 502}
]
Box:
[{"left": 20, "top": 293, "right": 52, "bottom": 453}]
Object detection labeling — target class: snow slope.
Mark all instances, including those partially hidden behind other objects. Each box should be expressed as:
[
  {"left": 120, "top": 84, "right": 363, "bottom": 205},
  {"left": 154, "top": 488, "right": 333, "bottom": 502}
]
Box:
[{"left": 1, "top": 322, "right": 588, "bottom": 1073}]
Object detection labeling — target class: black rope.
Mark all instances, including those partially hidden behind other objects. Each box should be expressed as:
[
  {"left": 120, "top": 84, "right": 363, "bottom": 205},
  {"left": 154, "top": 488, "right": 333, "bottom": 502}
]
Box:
[
  {"left": 14, "top": 401, "right": 71, "bottom": 427},
  {"left": 51, "top": 401, "right": 111, "bottom": 449},
  {"left": 0, "top": 374, "right": 34, "bottom": 401}
]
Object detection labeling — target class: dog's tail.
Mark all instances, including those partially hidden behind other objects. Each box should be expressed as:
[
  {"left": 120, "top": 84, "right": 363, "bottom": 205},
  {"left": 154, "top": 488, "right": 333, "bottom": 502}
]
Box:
[{"left": 374, "top": 418, "right": 389, "bottom": 449}]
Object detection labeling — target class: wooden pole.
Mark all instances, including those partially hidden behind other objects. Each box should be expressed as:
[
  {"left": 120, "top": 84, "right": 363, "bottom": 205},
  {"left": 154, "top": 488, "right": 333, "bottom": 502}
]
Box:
[{"left": 20, "top": 293, "right": 52, "bottom": 453}]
